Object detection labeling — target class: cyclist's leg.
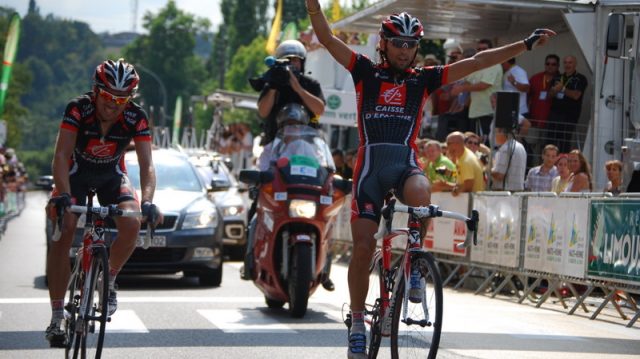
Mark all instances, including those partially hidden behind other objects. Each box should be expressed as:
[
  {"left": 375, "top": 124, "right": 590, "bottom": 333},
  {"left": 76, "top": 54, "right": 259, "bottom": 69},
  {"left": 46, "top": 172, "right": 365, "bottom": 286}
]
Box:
[
  {"left": 398, "top": 169, "right": 432, "bottom": 235},
  {"left": 46, "top": 187, "right": 82, "bottom": 345}
]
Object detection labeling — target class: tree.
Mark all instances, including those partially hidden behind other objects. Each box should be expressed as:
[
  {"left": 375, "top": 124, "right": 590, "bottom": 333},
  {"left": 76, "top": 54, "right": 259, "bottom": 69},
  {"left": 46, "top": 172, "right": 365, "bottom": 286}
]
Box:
[{"left": 123, "top": 1, "right": 210, "bottom": 123}]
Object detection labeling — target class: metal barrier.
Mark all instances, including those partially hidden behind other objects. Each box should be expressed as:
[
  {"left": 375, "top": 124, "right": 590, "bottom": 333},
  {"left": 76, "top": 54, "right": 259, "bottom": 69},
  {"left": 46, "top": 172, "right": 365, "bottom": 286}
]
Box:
[{"left": 331, "top": 191, "right": 640, "bottom": 327}]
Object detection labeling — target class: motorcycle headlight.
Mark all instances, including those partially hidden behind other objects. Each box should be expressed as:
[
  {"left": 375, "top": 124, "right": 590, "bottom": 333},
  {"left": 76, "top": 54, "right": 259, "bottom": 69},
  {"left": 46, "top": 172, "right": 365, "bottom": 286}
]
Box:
[
  {"left": 183, "top": 209, "right": 218, "bottom": 229},
  {"left": 289, "top": 199, "right": 316, "bottom": 218}
]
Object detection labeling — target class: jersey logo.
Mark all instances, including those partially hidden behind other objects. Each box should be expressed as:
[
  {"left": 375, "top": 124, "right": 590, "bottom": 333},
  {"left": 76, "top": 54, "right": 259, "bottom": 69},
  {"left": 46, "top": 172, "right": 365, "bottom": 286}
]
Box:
[
  {"left": 136, "top": 119, "right": 148, "bottom": 132},
  {"left": 378, "top": 83, "right": 405, "bottom": 106},
  {"left": 86, "top": 139, "right": 117, "bottom": 158},
  {"left": 70, "top": 107, "right": 81, "bottom": 120}
]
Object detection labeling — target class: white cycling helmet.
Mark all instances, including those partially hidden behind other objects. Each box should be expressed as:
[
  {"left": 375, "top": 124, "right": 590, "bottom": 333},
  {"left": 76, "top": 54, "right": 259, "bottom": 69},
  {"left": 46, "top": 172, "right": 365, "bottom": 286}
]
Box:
[{"left": 275, "top": 40, "right": 307, "bottom": 60}]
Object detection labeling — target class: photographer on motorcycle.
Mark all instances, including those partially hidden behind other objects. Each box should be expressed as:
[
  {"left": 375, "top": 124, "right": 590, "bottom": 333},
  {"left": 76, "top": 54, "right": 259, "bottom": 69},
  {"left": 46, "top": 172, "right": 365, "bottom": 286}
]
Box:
[{"left": 257, "top": 40, "right": 326, "bottom": 147}]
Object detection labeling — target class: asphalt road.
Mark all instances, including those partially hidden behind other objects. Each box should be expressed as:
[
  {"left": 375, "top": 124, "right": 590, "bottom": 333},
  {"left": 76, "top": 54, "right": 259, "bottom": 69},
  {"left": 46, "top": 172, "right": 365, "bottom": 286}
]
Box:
[{"left": 0, "top": 191, "right": 638, "bottom": 358}]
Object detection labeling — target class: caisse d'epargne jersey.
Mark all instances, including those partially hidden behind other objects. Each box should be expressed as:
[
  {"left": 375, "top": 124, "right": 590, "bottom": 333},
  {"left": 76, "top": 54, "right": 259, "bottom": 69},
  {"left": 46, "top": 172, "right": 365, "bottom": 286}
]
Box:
[
  {"left": 346, "top": 52, "right": 449, "bottom": 148},
  {"left": 60, "top": 92, "right": 151, "bottom": 174}
]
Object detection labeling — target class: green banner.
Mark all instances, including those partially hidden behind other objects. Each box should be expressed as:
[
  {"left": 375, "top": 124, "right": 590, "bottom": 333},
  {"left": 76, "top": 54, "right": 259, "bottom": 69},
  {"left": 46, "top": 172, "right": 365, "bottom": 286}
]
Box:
[
  {"left": 0, "top": 13, "right": 21, "bottom": 117},
  {"left": 171, "top": 96, "right": 182, "bottom": 146},
  {"left": 588, "top": 199, "right": 640, "bottom": 283}
]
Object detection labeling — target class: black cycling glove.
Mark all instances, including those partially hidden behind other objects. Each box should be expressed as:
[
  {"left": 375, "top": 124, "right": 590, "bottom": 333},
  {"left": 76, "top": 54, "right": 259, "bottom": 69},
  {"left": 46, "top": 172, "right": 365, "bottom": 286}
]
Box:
[
  {"left": 50, "top": 192, "right": 72, "bottom": 228},
  {"left": 523, "top": 29, "right": 546, "bottom": 51},
  {"left": 141, "top": 201, "right": 159, "bottom": 225}
]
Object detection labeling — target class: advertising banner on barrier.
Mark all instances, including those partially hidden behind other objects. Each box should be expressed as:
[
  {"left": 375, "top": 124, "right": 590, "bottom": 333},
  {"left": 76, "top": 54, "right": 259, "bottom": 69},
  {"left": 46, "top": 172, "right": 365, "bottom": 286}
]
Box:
[
  {"left": 588, "top": 199, "right": 640, "bottom": 284},
  {"left": 524, "top": 197, "right": 588, "bottom": 277},
  {"left": 424, "top": 192, "right": 469, "bottom": 256},
  {"left": 470, "top": 194, "right": 521, "bottom": 268}
]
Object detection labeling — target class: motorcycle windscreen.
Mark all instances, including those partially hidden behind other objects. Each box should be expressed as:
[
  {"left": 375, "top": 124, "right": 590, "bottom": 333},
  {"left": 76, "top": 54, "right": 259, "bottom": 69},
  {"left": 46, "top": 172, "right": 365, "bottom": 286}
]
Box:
[{"left": 278, "top": 154, "right": 329, "bottom": 186}]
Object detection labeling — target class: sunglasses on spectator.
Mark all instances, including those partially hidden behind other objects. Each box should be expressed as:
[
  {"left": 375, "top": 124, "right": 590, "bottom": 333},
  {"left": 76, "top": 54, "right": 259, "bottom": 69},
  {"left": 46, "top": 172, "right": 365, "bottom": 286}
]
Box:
[
  {"left": 388, "top": 37, "right": 419, "bottom": 49},
  {"left": 98, "top": 88, "right": 131, "bottom": 105},
  {"left": 545, "top": 62, "right": 558, "bottom": 66}
]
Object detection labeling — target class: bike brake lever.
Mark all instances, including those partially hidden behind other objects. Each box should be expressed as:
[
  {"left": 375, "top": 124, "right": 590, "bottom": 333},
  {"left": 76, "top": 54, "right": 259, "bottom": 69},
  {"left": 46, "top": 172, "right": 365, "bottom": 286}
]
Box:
[{"left": 143, "top": 213, "right": 156, "bottom": 250}]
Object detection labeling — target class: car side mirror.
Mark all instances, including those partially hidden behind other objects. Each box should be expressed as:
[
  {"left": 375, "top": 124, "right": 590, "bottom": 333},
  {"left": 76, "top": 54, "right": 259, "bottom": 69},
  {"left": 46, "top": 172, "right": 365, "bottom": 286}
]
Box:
[
  {"left": 209, "top": 179, "right": 231, "bottom": 192},
  {"left": 607, "top": 13, "right": 626, "bottom": 59}
]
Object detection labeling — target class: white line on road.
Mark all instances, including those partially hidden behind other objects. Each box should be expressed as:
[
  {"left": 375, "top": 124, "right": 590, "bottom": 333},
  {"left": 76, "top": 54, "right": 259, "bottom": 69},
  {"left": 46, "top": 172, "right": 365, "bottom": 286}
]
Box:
[
  {"left": 102, "top": 309, "right": 149, "bottom": 333},
  {"left": 198, "top": 309, "right": 297, "bottom": 333}
]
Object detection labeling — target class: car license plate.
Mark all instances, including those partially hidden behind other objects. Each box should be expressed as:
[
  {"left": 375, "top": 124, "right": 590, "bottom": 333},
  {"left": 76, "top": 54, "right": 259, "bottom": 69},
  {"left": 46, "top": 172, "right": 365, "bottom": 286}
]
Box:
[{"left": 136, "top": 235, "right": 166, "bottom": 248}]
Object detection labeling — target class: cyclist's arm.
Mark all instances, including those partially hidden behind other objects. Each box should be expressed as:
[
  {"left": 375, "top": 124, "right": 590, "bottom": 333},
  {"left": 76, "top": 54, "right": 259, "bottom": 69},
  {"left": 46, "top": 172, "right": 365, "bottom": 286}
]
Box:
[
  {"left": 52, "top": 128, "right": 77, "bottom": 195},
  {"left": 134, "top": 140, "right": 156, "bottom": 203},
  {"left": 306, "top": 0, "right": 353, "bottom": 68},
  {"left": 447, "top": 29, "right": 555, "bottom": 83}
]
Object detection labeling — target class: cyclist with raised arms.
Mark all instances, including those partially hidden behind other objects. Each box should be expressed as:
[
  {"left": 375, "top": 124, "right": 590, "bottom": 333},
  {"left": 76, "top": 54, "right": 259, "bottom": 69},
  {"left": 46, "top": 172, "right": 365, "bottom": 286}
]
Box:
[
  {"left": 45, "top": 59, "right": 162, "bottom": 347},
  {"left": 304, "top": 1, "right": 555, "bottom": 357}
]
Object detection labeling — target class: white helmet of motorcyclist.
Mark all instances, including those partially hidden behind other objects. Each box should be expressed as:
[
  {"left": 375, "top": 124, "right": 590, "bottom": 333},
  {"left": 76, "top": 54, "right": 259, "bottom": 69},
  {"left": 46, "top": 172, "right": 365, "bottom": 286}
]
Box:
[{"left": 276, "top": 103, "right": 309, "bottom": 128}]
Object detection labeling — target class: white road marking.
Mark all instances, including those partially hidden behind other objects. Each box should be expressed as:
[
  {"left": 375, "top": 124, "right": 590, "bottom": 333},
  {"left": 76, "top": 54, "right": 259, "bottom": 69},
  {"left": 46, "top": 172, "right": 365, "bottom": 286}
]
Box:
[
  {"left": 198, "top": 309, "right": 297, "bottom": 333},
  {"left": 102, "top": 309, "right": 148, "bottom": 333}
]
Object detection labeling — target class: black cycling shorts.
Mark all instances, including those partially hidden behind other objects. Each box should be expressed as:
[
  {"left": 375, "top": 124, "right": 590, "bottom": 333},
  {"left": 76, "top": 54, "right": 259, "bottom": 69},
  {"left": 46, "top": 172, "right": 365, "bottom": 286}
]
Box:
[
  {"left": 351, "top": 144, "right": 425, "bottom": 223},
  {"left": 69, "top": 171, "right": 137, "bottom": 206}
]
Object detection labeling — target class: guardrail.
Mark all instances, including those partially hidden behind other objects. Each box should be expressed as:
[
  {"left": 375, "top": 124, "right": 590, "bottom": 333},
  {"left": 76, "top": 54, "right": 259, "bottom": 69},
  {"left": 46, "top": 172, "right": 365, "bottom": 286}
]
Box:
[{"left": 331, "top": 191, "right": 640, "bottom": 328}]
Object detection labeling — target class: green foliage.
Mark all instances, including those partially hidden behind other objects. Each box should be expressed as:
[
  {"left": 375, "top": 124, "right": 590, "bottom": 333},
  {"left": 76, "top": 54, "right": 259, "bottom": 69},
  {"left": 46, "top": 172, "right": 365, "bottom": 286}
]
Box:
[
  {"left": 225, "top": 36, "right": 268, "bottom": 93},
  {"left": 123, "top": 1, "right": 210, "bottom": 118},
  {"left": 18, "top": 147, "right": 54, "bottom": 178}
]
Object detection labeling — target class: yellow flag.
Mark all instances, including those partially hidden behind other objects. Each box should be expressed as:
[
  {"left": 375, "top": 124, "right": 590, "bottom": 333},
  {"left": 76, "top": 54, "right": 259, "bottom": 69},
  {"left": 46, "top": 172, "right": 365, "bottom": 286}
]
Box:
[
  {"left": 331, "top": 0, "right": 341, "bottom": 21},
  {"left": 266, "top": 0, "right": 283, "bottom": 54}
]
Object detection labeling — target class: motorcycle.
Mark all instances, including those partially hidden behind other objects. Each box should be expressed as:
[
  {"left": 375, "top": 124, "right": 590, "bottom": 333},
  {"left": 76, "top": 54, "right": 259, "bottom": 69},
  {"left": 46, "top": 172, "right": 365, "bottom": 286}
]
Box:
[{"left": 239, "top": 125, "right": 351, "bottom": 318}]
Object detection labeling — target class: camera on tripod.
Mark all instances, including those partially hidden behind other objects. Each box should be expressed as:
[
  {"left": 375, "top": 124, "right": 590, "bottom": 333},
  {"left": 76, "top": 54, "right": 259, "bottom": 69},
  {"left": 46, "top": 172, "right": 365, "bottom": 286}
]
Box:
[{"left": 249, "top": 56, "right": 297, "bottom": 91}]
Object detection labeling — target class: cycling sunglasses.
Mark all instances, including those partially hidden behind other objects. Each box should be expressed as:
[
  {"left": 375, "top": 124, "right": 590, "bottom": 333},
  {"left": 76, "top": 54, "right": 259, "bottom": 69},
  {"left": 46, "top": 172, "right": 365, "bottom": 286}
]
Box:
[
  {"left": 387, "top": 37, "right": 419, "bottom": 49},
  {"left": 98, "top": 88, "right": 131, "bottom": 105}
]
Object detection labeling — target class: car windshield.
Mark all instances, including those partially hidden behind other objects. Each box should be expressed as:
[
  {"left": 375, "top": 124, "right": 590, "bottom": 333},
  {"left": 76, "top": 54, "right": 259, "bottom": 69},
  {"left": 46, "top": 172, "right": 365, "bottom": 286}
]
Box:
[{"left": 126, "top": 154, "right": 203, "bottom": 192}]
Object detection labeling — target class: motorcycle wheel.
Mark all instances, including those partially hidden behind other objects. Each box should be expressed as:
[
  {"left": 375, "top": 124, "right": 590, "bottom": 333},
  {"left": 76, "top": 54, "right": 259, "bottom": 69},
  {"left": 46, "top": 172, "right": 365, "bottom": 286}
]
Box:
[
  {"left": 265, "top": 296, "right": 286, "bottom": 309},
  {"left": 288, "top": 244, "right": 312, "bottom": 318}
]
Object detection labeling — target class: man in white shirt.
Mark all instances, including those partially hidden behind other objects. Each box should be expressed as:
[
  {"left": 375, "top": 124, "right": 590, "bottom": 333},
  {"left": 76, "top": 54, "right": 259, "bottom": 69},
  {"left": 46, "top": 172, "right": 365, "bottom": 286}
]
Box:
[
  {"left": 502, "top": 58, "right": 531, "bottom": 117},
  {"left": 491, "top": 127, "right": 527, "bottom": 191}
]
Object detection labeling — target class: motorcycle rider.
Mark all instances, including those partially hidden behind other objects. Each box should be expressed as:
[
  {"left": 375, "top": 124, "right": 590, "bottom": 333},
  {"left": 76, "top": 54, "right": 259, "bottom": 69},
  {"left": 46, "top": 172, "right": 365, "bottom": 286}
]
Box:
[{"left": 244, "top": 103, "right": 338, "bottom": 291}]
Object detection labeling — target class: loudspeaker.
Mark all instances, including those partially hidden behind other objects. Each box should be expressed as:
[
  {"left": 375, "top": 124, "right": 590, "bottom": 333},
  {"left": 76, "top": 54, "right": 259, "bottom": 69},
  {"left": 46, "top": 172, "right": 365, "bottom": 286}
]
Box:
[{"left": 495, "top": 91, "right": 519, "bottom": 129}]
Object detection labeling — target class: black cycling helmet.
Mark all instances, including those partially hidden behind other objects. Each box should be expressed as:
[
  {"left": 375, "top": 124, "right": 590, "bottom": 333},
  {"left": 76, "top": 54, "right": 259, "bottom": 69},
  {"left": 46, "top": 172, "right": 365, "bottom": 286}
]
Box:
[
  {"left": 94, "top": 59, "right": 140, "bottom": 93},
  {"left": 380, "top": 12, "right": 424, "bottom": 39},
  {"left": 276, "top": 103, "right": 310, "bottom": 128}
]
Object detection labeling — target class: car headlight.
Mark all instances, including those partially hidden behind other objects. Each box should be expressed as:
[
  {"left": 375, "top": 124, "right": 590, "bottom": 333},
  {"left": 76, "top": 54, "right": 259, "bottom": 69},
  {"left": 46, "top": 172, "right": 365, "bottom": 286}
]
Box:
[
  {"left": 183, "top": 209, "right": 218, "bottom": 229},
  {"left": 222, "top": 205, "right": 243, "bottom": 217},
  {"left": 289, "top": 199, "right": 316, "bottom": 218}
]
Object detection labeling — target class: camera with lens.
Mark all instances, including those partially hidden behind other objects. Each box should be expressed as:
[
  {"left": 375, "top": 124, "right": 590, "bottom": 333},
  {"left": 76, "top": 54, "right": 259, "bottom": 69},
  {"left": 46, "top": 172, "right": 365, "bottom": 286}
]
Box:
[
  {"left": 249, "top": 56, "right": 297, "bottom": 91},
  {"left": 435, "top": 166, "right": 451, "bottom": 176}
]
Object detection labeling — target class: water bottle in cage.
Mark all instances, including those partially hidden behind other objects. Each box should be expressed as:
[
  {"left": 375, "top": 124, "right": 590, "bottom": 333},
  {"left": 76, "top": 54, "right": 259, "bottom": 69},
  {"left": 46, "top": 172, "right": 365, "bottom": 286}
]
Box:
[{"left": 408, "top": 221, "right": 421, "bottom": 250}]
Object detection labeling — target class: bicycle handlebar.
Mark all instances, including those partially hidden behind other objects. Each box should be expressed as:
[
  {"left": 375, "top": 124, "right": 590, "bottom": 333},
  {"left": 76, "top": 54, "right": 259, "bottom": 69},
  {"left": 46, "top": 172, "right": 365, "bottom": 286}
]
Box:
[
  {"left": 56, "top": 205, "right": 156, "bottom": 249},
  {"left": 373, "top": 200, "right": 479, "bottom": 248}
]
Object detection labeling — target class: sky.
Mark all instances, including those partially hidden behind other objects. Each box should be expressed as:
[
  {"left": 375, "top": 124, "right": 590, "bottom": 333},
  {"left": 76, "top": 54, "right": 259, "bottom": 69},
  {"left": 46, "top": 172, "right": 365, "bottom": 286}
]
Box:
[{"left": 2, "top": 0, "right": 334, "bottom": 34}]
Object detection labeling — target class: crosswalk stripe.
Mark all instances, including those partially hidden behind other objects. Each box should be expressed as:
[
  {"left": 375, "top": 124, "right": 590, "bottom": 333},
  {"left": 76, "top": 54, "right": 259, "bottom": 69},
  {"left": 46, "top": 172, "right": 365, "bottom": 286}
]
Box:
[
  {"left": 198, "top": 309, "right": 297, "bottom": 333},
  {"left": 102, "top": 309, "right": 148, "bottom": 333}
]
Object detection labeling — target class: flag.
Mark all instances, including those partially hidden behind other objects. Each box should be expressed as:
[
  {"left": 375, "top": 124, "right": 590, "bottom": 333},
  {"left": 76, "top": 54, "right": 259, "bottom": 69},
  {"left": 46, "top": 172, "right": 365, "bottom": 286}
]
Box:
[
  {"left": 332, "top": 0, "right": 342, "bottom": 21},
  {"left": 172, "top": 96, "right": 183, "bottom": 146},
  {"left": 0, "top": 13, "right": 21, "bottom": 117},
  {"left": 282, "top": 22, "right": 298, "bottom": 41},
  {"left": 265, "top": 0, "right": 283, "bottom": 54}
]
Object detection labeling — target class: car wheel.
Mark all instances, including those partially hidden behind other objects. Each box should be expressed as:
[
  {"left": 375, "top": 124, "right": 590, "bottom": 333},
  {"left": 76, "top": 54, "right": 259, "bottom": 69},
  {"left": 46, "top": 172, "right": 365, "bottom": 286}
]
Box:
[{"left": 199, "top": 266, "right": 223, "bottom": 287}]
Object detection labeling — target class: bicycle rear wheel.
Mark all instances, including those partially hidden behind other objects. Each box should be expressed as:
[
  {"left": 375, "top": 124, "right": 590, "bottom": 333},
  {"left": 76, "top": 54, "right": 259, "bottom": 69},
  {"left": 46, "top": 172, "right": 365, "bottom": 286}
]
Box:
[
  {"left": 74, "top": 247, "right": 110, "bottom": 359},
  {"left": 364, "top": 251, "right": 384, "bottom": 357},
  {"left": 65, "top": 263, "right": 81, "bottom": 359},
  {"left": 390, "top": 251, "right": 443, "bottom": 359}
]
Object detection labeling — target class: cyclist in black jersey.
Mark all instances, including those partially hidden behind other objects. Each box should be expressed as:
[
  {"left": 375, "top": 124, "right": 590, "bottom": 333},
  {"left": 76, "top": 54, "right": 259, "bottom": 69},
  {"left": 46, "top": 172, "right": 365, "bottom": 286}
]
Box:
[
  {"left": 45, "top": 59, "right": 163, "bottom": 347},
  {"left": 306, "top": 2, "right": 555, "bottom": 357}
]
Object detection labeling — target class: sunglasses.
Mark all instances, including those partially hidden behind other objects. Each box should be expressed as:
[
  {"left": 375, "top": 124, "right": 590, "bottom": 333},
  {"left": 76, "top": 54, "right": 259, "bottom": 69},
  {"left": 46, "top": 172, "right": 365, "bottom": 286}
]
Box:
[
  {"left": 545, "top": 62, "right": 558, "bottom": 66},
  {"left": 98, "top": 88, "right": 131, "bottom": 105},
  {"left": 388, "top": 37, "right": 419, "bottom": 49}
]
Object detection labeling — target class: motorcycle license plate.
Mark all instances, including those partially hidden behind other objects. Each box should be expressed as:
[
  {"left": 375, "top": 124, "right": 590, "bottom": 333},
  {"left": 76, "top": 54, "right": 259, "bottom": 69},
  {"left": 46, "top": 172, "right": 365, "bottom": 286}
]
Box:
[{"left": 136, "top": 235, "right": 166, "bottom": 247}]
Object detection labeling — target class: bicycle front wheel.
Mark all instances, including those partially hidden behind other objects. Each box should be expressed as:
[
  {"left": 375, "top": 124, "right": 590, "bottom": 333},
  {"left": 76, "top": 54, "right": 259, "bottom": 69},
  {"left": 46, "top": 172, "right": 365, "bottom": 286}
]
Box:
[
  {"left": 364, "top": 251, "right": 384, "bottom": 357},
  {"left": 390, "top": 251, "right": 443, "bottom": 359},
  {"left": 74, "top": 247, "right": 110, "bottom": 359}
]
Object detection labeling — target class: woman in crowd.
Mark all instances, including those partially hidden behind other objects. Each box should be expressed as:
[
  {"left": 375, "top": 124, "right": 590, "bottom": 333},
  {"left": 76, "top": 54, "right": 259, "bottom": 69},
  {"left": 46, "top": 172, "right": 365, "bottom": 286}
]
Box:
[
  {"left": 551, "top": 154, "right": 571, "bottom": 194},
  {"left": 566, "top": 149, "right": 592, "bottom": 192}
]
